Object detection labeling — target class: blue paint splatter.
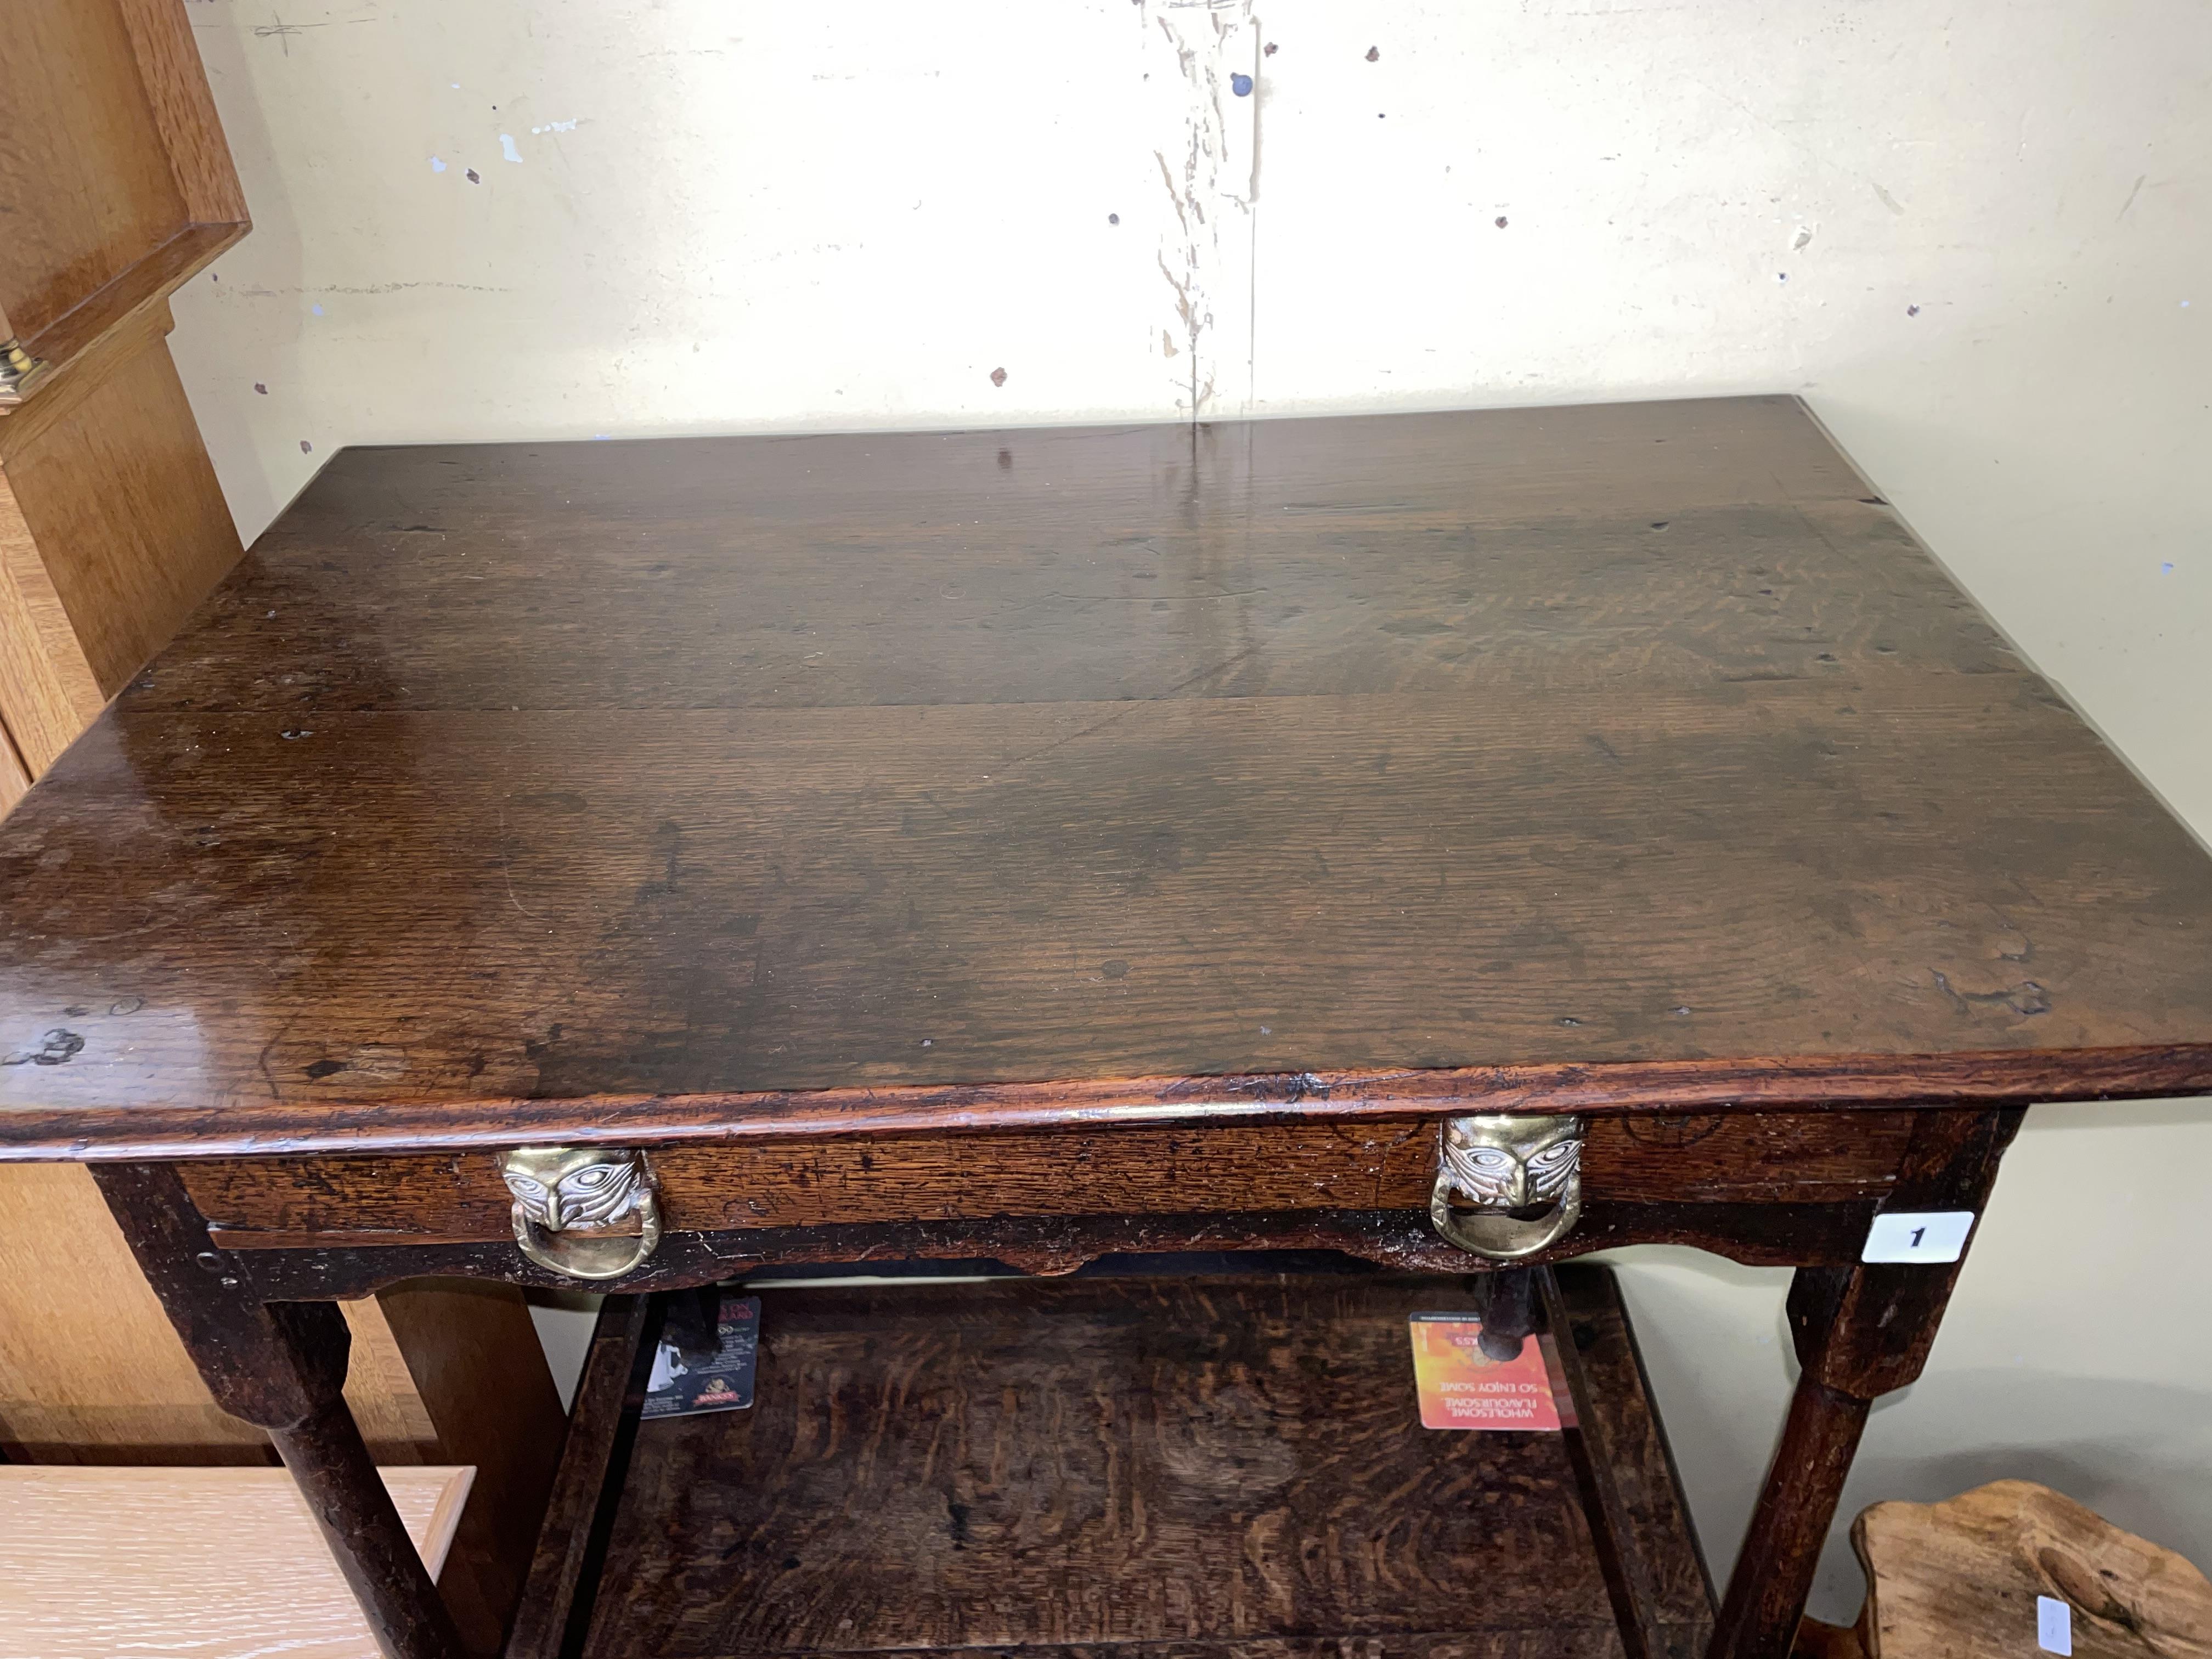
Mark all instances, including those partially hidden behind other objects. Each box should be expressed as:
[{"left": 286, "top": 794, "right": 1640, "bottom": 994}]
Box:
[
  {"left": 430, "top": 156, "right": 447, "bottom": 173},
  {"left": 1231, "top": 72, "right": 1253, "bottom": 96},
  {"left": 311, "top": 303, "right": 324, "bottom": 317},
  {"left": 2162, "top": 561, "right": 2176, "bottom": 574}
]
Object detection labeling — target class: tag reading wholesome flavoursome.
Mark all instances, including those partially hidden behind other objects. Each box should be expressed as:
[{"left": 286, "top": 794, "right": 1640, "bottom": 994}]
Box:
[{"left": 1408, "top": 1313, "right": 1564, "bottom": 1431}]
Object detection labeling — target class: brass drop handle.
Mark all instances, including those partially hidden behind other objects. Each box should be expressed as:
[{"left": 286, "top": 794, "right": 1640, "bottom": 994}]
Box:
[
  {"left": 496, "top": 1146, "right": 662, "bottom": 1280},
  {"left": 1429, "top": 1114, "right": 1587, "bottom": 1261}
]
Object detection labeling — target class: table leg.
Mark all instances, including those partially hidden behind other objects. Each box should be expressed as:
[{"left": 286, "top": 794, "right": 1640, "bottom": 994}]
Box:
[
  {"left": 1706, "top": 1107, "right": 2024, "bottom": 1659},
  {"left": 1481, "top": 1265, "right": 1538, "bottom": 1359},
  {"left": 91, "top": 1163, "right": 470, "bottom": 1659},
  {"left": 1709, "top": 1378, "right": 1872, "bottom": 1659}
]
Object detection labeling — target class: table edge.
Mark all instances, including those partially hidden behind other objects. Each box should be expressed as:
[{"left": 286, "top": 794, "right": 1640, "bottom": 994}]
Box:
[{"left": 4, "top": 1042, "right": 2207, "bottom": 1162}]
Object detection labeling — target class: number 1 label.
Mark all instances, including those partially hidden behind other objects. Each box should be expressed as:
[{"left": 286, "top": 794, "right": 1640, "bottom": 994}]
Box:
[{"left": 1861, "top": 1210, "right": 1978, "bottom": 1264}]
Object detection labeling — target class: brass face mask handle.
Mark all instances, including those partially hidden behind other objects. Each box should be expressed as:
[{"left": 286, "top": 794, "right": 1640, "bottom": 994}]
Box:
[
  {"left": 1428, "top": 1114, "right": 1587, "bottom": 1261},
  {"left": 496, "top": 1147, "right": 662, "bottom": 1281}
]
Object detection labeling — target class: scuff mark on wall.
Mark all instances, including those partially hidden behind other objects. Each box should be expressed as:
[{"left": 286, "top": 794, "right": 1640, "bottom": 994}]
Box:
[{"left": 1140, "top": 0, "right": 1259, "bottom": 425}]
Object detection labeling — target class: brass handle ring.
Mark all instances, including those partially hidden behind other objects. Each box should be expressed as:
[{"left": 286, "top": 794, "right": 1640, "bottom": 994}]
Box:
[{"left": 510, "top": 1188, "right": 662, "bottom": 1280}]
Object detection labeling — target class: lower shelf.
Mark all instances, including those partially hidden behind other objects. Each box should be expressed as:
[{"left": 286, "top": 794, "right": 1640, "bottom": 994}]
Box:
[{"left": 520, "top": 1265, "right": 1712, "bottom": 1659}]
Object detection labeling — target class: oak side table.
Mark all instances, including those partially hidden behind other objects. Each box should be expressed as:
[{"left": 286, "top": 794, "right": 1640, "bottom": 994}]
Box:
[{"left": 4, "top": 398, "right": 2208, "bottom": 1659}]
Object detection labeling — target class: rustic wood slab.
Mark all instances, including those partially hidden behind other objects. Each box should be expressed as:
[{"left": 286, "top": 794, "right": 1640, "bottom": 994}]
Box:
[
  {"left": 0, "top": 1463, "right": 472, "bottom": 1659},
  {"left": 1840, "top": 1480, "right": 2212, "bottom": 1659},
  {"left": 4, "top": 399, "right": 2212, "bottom": 1159},
  {"left": 572, "top": 1266, "right": 1706, "bottom": 1659}
]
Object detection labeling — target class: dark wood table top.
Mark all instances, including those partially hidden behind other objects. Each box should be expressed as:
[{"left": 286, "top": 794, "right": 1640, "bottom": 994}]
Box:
[{"left": 4, "top": 396, "right": 2210, "bottom": 1159}]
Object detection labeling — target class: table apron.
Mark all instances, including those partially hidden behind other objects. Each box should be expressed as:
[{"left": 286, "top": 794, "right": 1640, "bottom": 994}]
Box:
[{"left": 184, "top": 1109, "right": 1916, "bottom": 1250}]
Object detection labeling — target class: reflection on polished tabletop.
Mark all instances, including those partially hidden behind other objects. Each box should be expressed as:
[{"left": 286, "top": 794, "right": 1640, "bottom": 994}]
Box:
[{"left": 3, "top": 396, "right": 2210, "bottom": 1159}]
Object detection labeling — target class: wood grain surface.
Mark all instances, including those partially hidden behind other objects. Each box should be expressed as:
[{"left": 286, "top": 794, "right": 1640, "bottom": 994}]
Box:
[
  {"left": 4, "top": 399, "right": 2211, "bottom": 1158},
  {"left": 0, "top": 1463, "right": 471, "bottom": 1659},
  {"left": 1845, "top": 1481, "right": 2212, "bottom": 1659},
  {"left": 0, "top": 0, "right": 188, "bottom": 347},
  {"left": 0, "top": 323, "right": 242, "bottom": 710},
  {"left": 115, "top": 0, "right": 250, "bottom": 225},
  {"left": 0, "top": 0, "right": 247, "bottom": 394},
  {"left": 0, "top": 458, "right": 107, "bottom": 772},
  {"left": 0, "top": 721, "right": 28, "bottom": 815},
  {"left": 578, "top": 1268, "right": 1705, "bottom": 1659}
]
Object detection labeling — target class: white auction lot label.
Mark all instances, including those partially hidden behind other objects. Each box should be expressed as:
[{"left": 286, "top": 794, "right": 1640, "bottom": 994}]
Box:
[{"left": 1861, "top": 1210, "right": 1978, "bottom": 1264}]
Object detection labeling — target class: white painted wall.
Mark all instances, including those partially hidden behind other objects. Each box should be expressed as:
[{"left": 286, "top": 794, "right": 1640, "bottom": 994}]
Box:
[{"left": 171, "top": 0, "right": 2212, "bottom": 1613}]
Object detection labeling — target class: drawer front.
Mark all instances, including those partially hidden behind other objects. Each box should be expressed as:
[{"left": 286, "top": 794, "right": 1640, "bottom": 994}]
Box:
[{"left": 185, "top": 1110, "right": 1915, "bottom": 1249}]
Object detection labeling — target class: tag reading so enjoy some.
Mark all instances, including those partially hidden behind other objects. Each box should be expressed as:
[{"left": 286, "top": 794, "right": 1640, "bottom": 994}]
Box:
[
  {"left": 642, "top": 1293, "right": 761, "bottom": 1419},
  {"left": 1861, "top": 1210, "right": 1978, "bottom": 1265},
  {"left": 1408, "top": 1313, "right": 1564, "bottom": 1431}
]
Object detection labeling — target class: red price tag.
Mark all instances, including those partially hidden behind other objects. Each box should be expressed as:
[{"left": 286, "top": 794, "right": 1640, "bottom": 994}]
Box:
[{"left": 1408, "top": 1314, "right": 1564, "bottom": 1431}]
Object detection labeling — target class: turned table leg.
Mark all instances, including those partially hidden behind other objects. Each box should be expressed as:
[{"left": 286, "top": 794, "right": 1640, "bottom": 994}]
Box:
[
  {"left": 1706, "top": 1108, "right": 2025, "bottom": 1659},
  {"left": 92, "top": 1163, "right": 469, "bottom": 1659}
]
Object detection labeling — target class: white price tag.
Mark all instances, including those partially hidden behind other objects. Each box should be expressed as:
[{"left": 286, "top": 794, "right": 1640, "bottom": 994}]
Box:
[
  {"left": 2038, "top": 1595, "right": 2073, "bottom": 1655},
  {"left": 1860, "top": 1210, "right": 1977, "bottom": 1264}
]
